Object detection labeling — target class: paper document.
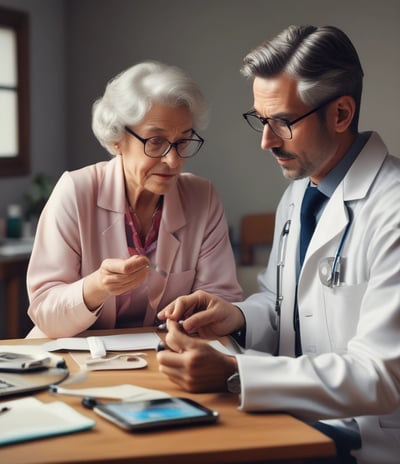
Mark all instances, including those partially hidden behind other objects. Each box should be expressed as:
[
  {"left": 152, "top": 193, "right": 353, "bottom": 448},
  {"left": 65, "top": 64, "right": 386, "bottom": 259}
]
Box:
[
  {"left": 49, "top": 383, "right": 171, "bottom": 402},
  {"left": 0, "top": 397, "right": 95, "bottom": 446},
  {"left": 42, "top": 332, "right": 161, "bottom": 352}
]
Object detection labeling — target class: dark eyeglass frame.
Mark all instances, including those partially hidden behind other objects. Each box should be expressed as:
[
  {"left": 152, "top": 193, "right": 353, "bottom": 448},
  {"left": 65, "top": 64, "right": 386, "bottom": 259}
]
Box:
[
  {"left": 242, "top": 96, "right": 339, "bottom": 140},
  {"left": 124, "top": 126, "right": 204, "bottom": 158}
]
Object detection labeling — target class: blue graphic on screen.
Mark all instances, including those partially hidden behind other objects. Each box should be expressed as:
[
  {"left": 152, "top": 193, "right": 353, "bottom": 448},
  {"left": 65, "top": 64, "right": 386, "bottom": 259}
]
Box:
[{"left": 109, "top": 399, "right": 207, "bottom": 424}]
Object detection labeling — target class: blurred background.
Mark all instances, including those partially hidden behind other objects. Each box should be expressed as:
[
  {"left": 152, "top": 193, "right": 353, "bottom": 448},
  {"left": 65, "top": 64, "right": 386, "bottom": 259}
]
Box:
[
  {"left": 0, "top": 0, "right": 399, "bottom": 241},
  {"left": 0, "top": 0, "right": 399, "bottom": 336}
]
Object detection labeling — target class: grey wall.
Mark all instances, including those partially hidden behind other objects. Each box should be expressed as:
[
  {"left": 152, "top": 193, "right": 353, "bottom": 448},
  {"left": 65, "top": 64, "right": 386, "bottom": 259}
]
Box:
[{"left": 1, "top": 0, "right": 400, "bottom": 243}]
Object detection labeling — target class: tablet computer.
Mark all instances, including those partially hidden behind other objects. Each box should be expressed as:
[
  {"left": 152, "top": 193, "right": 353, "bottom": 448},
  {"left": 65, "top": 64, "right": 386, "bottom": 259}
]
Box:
[{"left": 87, "top": 397, "right": 219, "bottom": 431}]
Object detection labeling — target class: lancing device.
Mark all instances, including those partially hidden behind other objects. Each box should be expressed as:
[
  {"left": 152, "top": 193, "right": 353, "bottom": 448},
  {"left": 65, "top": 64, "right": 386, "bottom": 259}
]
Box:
[
  {"left": 156, "top": 320, "right": 198, "bottom": 351},
  {"left": 82, "top": 397, "right": 99, "bottom": 409},
  {"left": 156, "top": 341, "right": 168, "bottom": 352},
  {"left": 157, "top": 320, "right": 185, "bottom": 332}
]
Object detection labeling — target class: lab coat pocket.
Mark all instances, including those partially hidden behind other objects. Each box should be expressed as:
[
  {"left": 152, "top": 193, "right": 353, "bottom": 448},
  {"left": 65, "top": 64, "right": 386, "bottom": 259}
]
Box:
[{"left": 321, "top": 282, "right": 367, "bottom": 352}]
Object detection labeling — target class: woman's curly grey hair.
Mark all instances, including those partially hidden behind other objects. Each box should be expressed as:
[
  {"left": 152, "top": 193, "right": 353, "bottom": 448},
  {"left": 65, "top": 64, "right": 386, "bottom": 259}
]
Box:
[{"left": 92, "top": 61, "right": 209, "bottom": 155}]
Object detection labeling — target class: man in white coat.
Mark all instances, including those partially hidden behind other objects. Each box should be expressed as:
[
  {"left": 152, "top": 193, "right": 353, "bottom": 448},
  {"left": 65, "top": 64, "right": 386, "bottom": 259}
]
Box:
[{"left": 156, "top": 25, "right": 400, "bottom": 464}]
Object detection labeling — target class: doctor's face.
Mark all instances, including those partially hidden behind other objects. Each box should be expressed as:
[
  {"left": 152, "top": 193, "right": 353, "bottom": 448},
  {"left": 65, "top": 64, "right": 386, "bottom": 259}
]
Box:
[{"left": 252, "top": 75, "right": 341, "bottom": 184}]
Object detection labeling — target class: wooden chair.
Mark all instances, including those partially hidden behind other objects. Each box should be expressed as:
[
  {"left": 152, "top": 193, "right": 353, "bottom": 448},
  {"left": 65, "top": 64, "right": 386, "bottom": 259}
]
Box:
[{"left": 239, "top": 212, "right": 275, "bottom": 265}]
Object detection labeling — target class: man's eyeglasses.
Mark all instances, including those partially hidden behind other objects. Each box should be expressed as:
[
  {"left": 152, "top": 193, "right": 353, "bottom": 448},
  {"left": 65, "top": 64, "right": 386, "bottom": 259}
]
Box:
[
  {"left": 124, "top": 126, "right": 204, "bottom": 158},
  {"left": 242, "top": 96, "right": 338, "bottom": 140}
]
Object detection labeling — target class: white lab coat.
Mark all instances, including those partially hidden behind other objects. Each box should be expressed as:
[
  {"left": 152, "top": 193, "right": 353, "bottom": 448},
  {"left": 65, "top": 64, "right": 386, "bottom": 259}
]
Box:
[{"left": 236, "top": 132, "right": 400, "bottom": 464}]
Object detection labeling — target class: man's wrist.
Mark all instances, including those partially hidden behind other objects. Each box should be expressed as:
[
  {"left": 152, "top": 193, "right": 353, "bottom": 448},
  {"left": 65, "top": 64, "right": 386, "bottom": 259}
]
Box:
[
  {"left": 227, "top": 372, "right": 241, "bottom": 394},
  {"left": 230, "top": 329, "right": 245, "bottom": 346},
  {"left": 231, "top": 305, "right": 246, "bottom": 346}
]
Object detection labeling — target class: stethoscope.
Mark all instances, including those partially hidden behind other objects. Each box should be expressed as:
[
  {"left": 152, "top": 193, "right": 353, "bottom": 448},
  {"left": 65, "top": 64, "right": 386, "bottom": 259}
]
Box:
[
  {"left": 318, "top": 204, "right": 353, "bottom": 288},
  {"left": 274, "top": 204, "right": 353, "bottom": 354},
  {"left": 274, "top": 218, "right": 291, "bottom": 355}
]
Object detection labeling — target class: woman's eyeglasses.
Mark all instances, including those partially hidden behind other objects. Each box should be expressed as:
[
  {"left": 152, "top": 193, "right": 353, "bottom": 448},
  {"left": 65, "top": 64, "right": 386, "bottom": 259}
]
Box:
[{"left": 124, "top": 127, "right": 204, "bottom": 158}]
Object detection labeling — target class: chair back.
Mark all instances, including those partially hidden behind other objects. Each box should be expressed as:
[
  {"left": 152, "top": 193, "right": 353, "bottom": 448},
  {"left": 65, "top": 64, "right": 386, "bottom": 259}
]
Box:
[{"left": 239, "top": 213, "right": 275, "bottom": 265}]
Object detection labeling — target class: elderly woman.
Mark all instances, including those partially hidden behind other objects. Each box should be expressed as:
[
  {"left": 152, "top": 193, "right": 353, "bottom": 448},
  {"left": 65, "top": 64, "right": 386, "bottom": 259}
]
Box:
[{"left": 26, "top": 61, "right": 242, "bottom": 338}]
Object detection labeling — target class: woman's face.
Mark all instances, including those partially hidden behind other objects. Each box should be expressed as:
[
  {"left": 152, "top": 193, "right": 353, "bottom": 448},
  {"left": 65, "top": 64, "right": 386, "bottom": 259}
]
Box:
[{"left": 118, "top": 104, "right": 193, "bottom": 201}]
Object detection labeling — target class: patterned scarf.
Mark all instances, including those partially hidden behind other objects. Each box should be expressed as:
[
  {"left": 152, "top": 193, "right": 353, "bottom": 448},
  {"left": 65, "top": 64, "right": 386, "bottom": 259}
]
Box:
[{"left": 124, "top": 198, "right": 163, "bottom": 256}]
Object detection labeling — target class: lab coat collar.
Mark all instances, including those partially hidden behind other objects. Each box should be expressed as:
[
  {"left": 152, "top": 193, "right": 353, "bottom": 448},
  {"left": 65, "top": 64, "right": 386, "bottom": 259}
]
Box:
[
  {"left": 342, "top": 131, "right": 388, "bottom": 202},
  {"left": 302, "top": 132, "right": 388, "bottom": 266}
]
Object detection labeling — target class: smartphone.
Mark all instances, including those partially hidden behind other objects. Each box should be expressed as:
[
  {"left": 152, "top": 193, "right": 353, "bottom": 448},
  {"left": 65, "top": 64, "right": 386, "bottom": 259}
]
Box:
[{"left": 91, "top": 397, "right": 219, "bottom": 431}]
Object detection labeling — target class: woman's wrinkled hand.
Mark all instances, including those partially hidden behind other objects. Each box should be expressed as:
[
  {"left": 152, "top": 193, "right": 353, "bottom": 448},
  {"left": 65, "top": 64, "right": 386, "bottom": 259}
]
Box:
[{"left": 83, "top": 255, "right": 150, "bottom": 311}]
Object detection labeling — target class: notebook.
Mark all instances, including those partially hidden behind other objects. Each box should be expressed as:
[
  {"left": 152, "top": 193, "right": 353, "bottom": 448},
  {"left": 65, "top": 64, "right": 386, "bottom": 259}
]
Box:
[{"left": 0, "top": 397, "right": 95, "bottom": 445}]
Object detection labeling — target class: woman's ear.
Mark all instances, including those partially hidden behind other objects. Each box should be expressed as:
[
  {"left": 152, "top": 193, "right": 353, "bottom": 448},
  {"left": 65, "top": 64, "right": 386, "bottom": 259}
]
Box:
[
  {"left": 333, "top": 96, "right": 356, "bottom": 133},
  {"left": 114, "top": 143, "right": 121, "bottom": 155}
]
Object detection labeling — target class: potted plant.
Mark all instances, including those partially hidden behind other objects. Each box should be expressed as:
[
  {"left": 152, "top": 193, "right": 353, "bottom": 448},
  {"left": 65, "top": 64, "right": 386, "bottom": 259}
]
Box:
[{"left": 23, "top": 173, "right": 54, "bottom": 233}]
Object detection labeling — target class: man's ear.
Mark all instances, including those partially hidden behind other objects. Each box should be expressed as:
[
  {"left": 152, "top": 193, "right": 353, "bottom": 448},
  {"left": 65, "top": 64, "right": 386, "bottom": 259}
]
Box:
[{"left": 333, "top": 96, "right": 356, "bottom": 133}]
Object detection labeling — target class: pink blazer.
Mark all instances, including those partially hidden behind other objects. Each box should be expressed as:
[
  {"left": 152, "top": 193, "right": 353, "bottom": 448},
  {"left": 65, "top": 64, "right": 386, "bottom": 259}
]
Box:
[{"left": 26, "top": 156, "right": 242, "bottom": 338}]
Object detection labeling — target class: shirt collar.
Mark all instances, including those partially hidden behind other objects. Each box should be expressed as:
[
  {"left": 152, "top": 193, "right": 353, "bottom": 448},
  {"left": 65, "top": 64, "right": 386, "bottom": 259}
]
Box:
[{"left": 318, "top": 131, "right": 371, "bottom": 197}]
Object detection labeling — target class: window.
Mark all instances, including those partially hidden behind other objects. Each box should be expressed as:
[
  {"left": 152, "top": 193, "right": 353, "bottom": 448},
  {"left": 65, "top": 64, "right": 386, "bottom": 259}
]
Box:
[{"left": 0, "top": 6, "right": 30, "bottom": 176}]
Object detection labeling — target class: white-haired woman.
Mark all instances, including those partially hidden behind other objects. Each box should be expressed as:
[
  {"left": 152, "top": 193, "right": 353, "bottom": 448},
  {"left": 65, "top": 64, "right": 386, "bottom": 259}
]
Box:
[{"left": 26, "top": 61, "right": 242, "bottom": 338}]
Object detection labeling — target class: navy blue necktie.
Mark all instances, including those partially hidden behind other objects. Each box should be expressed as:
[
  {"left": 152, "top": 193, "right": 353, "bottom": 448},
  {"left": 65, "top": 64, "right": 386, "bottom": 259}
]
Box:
[
  {"left": 295, "top": 185, "right": 326, "bottom": 356},
  {"left": 299, "top": 185, "right": 327, "bottom": 266}
]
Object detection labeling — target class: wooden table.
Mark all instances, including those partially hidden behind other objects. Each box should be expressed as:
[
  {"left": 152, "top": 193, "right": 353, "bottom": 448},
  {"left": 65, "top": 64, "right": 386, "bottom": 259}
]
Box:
[
  {"left": 0, "top": 329, "right": 335, "bottom": 464},
  {"left": 0, "top": 251, "right": 31, "bottom": 338}
]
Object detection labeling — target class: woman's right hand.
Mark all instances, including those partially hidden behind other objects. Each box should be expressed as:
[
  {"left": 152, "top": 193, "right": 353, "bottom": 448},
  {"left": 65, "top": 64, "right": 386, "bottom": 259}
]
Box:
[
  {"left": 83, "top": 255, "right": 150, "bottom": 311},
  {"left": 157, "top": 290, "right": 245, "bottom": 339}
]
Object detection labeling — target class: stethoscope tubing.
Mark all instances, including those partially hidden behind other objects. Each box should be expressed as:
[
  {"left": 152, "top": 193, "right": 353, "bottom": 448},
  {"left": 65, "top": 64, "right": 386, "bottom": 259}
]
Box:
[
  {"left": 329, "top": 205, "right": 353, "bottom": 286},
  {"left": 274, "top": 203, "right": 352, "bottom": 353}
]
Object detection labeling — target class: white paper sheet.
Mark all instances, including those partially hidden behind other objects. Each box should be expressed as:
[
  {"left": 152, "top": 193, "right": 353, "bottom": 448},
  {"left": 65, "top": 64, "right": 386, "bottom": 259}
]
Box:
[
  {"left": 42, "top": 332, "right": 161, "bottom": 352},
  {"left": 49, "top": 383, "right": 170, "bottom": 401},
  {"left": 0, "top": 397, "right": 95, "bottom": 445}
]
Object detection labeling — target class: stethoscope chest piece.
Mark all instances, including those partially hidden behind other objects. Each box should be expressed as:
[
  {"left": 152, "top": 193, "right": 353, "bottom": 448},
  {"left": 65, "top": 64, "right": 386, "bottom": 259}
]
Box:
[
  {"left": 319, "top": 257, "right": 335, "bottom": 287},
  {"left": 319, "top": 256, "right": 346, "bottom": 287}
]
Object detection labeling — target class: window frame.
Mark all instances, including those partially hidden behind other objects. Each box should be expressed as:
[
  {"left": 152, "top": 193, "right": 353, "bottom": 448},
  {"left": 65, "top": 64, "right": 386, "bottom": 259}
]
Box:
[{"left": 0, "top": 6, "right": 30, "bottom": 176}]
